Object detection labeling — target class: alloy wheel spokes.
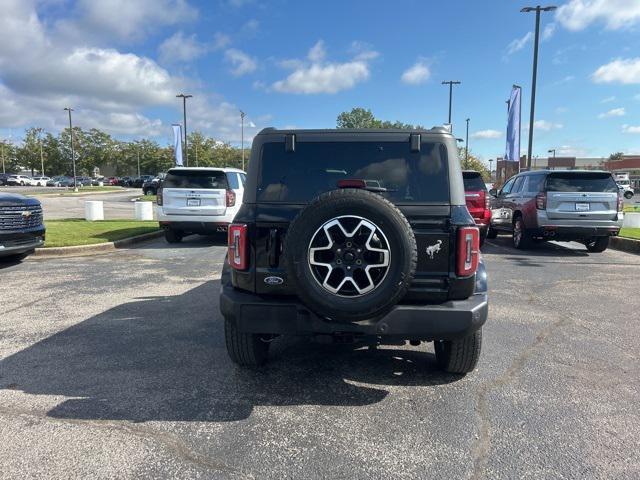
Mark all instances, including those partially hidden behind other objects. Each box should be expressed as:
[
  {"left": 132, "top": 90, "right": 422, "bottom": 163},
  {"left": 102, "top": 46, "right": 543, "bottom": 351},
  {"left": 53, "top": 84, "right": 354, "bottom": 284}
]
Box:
[{"left": 309, "top": 216, "right": 390, "bottom": 297}]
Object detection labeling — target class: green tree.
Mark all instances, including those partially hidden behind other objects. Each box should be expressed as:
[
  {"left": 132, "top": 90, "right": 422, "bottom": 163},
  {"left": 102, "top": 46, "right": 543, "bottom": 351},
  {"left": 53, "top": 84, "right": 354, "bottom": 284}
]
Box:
[
  {"left": 458, "top": 147, "right": 490, "bottom": 180},
  {"left": 337, "top": 107, "right": 424, "bottom": 129},
  {"left": 16, "top": 127, "right": 46, "bottom": 175},
  {"left": 609, "top": 152, "right": 624, "bottom": 161},
  {"left": 0, "top": 139, "right": 19, "bottom": 173}
]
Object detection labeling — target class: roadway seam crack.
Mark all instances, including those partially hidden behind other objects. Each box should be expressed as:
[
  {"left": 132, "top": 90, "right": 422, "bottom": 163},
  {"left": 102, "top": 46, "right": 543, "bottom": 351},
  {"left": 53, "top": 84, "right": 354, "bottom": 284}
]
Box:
[{"left": 470, "top": 313, "right": 573, "bottom": 480}]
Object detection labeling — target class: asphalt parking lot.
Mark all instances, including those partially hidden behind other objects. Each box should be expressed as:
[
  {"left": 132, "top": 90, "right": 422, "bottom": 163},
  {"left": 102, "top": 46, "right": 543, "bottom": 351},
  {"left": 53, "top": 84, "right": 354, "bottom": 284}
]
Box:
[{"left": 1, "top": 235, "right": 639, "bottom": 479}]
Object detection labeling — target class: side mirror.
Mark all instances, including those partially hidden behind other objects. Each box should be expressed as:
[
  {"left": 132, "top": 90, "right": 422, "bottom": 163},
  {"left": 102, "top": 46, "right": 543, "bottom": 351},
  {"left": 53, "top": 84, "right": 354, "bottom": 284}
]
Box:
[{"left": 489, "top": 188, "right": 498, "bottom": 197}]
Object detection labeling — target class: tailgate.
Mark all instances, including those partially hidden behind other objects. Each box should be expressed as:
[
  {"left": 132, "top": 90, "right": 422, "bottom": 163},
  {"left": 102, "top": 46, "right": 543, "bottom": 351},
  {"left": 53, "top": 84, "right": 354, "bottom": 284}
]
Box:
[
  {"left": 162, "top": 188, "right": 227, "bottom": 216},
  {"left": 544, "top": 172, "right": 619, "bottom": 221}
]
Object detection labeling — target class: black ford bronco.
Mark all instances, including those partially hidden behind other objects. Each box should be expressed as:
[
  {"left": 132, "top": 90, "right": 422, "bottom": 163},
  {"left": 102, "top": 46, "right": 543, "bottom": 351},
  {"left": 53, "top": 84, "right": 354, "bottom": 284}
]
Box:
[{"left": 220, "top": 128, "right": 488, "bottom": 373}]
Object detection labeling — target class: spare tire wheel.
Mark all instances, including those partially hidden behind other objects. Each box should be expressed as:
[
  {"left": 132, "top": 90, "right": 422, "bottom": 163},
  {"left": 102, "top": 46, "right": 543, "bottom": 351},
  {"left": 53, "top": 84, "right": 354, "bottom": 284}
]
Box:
[{"left": 283, "top": 188, "right": 417, "bottom": 321}]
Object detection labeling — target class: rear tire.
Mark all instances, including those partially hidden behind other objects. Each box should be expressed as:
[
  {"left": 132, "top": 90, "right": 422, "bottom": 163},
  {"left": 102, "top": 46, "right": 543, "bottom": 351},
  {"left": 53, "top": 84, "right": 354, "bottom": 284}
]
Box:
[
  {"left": 512, "top": 216, "right": 531, "bottom": 250},
  {"left": 585, "top": 236, "right": 609, "bottom": 253},
  {"left": 224, "top": 318, "right": 269, "bottom": 367},
  {"left": 624, "top": 191, "right": 633, "bottom": 199},
  {"left": 164, "top": 229, "right": 183, "bottom": 244},
  {"left": 434, "top": 328, "right": 482, "bottom": 374}
]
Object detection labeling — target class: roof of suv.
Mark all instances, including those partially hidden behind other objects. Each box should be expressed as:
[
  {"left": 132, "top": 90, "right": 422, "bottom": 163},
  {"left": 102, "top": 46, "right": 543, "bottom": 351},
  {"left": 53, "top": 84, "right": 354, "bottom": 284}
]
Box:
[
  {"left": 167, "top": 167, "right": 245, "bottom": 173},
  {"left": 516, "top": 169, "right": 612, "bottom": 176},
  {"left": 257, "top": 126, "right": 453, "bottom": 136}
]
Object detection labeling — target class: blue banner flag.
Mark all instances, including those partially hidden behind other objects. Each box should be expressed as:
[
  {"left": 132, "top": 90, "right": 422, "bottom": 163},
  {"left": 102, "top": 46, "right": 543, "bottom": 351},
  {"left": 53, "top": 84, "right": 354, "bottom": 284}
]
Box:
[
  {"left": 505, "top": 86, "right": 521, "bottom": 162},
  {"left": 172, "top": 124, "right": 183, "bottom": 166}
]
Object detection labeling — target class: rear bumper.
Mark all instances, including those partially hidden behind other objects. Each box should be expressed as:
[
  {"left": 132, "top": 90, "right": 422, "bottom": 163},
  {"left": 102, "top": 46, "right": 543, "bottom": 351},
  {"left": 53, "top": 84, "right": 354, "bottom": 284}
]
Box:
[
  {"left": 531, "top": 225, "right": 621, "bottom": 240},
  {"left": 0, "top": 228, "right": 45, "bottom": 257},
  {"left": 157, "top": 209, "right": 235, "bottom": 233},
  {"left": 220, "top": 284, "right": 488, "bottom": 341}
]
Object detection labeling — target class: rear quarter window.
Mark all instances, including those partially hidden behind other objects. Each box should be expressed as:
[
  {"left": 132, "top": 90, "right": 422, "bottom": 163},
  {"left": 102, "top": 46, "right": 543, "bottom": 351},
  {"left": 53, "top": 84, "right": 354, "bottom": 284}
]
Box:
[
  {"left": 163, "top": 170, "right": 228, "bottom": 189},
  {"left": 257, "top": 141, "right": 450, "bottom": 204},
  {"left": 462, "top": 173, "right": 486, "bottom": 191},
  {"left": 545, "top": 173, "right": 618, "bottom": 193}
]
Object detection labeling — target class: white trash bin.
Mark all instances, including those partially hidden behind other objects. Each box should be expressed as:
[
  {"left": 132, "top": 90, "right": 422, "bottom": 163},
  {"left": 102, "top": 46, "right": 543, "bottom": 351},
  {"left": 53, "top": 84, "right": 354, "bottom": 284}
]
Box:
[
  {"left": 135, "top": 201, "right": 153, "bottom": 221},
  {"left": 623, "top": 212, "right": 640, "bottom": 228},
  {"left": 85, "top": 201, "right": 104, "bottom": 221}
]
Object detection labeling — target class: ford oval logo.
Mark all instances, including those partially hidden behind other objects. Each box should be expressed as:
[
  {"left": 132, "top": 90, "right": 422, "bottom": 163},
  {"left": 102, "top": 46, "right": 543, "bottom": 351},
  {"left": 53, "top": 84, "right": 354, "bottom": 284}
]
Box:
[{"left": 264, "top": 276, "right": 284, "bottom": 286}]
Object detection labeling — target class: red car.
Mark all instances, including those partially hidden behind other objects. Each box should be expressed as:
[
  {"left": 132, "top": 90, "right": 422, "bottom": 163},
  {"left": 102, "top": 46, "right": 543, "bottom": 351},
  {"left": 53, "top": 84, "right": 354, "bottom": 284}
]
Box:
[
  {"left": 105, "top": 177, "right": 119, "bottom": 186},
  {"left": 463, "top": 170, "right": 491, "bottom": 246}
]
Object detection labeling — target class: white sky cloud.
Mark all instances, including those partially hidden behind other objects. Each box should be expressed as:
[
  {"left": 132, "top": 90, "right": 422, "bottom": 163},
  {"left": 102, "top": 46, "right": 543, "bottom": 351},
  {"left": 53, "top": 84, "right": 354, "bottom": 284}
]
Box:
[
  {"left": 505, "top": 32, "right": 532, "bottom": 55},
  {"left": 592, "top": 58, "right": 640, "bottom": 84},
  {"left": 556, "top": 0, "right": 640, "bottom": 31},
  {"left": 534, "top": 120, "right": 563, "bottom": 131},
  {"left": 272, "top": 40, "right": 376, "bottom": 94},
  {"left": 598, "top": 107, "right": 625, "bottom": 118},
  {"left": 158, "top": 31, "right": 208, "bottom": 64},
  {"left": 601, "top": 96, "right": 616, "bottom": 103},
  {"left": 471, "top": 129, "right": 502, "bottom": 139},
  {"left": 622, "top": 124, "right": 640, "bottom": 134},
  {"left": 224, "top": 48, "right": 257, "bottom": 76},
  {"left": 401, "top": 60, "right": 430, "bottom": 85},
  {"left": 543, "top": 23, "right": 556, "bottom": 40}
]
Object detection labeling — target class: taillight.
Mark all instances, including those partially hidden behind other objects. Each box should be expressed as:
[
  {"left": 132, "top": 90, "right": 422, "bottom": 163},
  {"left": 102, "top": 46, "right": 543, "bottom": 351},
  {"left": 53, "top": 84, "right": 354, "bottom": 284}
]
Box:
[
  {"left": 157, "top": 187, "right": 163, "bottom": 206},
  {"left": 536, "top": 192, "right": 546, "bottom": 210},
  {"left": 484, "top": 192, "right": 491, "bottom": 210},
  {"left": 226, "top": 189, "right": 236, "bottom": 207},
  {"left": 617, "top": 193, "right": 624, "bottom": 212},
  {"left": 228, "top": 224, "right": 247, "bottom": 270},
  {"left": 456, "top": 226, "right": 479, "bottom": 277}
]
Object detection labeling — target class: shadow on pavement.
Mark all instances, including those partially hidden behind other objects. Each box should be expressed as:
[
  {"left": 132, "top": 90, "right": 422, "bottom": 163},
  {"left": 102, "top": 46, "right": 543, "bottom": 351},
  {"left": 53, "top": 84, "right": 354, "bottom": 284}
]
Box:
[
  {"left": 0, "top": 280, "right": 459, "bottom": 423},
  {"left": 483, "top": 236, "right": 589, "bottom": 258},
  {"left": 137, "top": 233, "right": 227, "bottom": 250}
]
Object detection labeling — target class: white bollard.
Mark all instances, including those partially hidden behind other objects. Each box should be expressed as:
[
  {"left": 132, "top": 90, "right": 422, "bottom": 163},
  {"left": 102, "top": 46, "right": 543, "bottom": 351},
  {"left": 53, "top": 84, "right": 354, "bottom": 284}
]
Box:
[
  {"left": 135, "top": 201, "right": 153, "bottom": 221},
  {"left": 623, "top": 212, "right": 640, "bottom": 228},
  {"left": 85, "top": 201, "right": 104, "bottom": 221}
]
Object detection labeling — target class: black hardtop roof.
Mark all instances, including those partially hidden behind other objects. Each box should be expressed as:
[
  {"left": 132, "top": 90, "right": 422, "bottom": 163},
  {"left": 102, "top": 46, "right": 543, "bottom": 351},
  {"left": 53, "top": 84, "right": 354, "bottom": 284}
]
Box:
[
  {"left": 256, "top": 126, "right": 453, "bottom": 136},
  {"left": 517, "top": 169, "right": 612, "bottom": 176}
]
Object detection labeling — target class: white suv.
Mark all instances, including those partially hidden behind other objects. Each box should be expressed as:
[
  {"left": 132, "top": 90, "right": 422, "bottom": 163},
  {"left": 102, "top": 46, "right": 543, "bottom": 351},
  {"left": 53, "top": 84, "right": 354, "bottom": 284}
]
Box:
[{"left": 157, "top": 167, "right": 246, "bottom": 243}]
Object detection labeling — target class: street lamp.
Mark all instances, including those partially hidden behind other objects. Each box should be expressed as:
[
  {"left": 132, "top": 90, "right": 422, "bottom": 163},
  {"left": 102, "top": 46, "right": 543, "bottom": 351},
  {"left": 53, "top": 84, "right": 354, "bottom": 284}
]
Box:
[
  {"left": 176, "top": 93, "right": 192, "bottom": 167},
  {"left": 521, "top": 5, "right": 557, "bottom": 170},
  {"left": 64, "top": 107, "right": 78, "bottom": 192},
  {"left": 441, "top": 80, "right": 461, "bottom": 130},
  {"left": 465, "top": 118, "right": 470, "bottom": 169},
  {"left": 489, "top": 158, "right": 494, "bottom": 180},
  {"left": 548, "top": 148, "right": 556, "bottom": 158},
  {"left": 240, "top": 110, "right": 246, "bottom": 171}
]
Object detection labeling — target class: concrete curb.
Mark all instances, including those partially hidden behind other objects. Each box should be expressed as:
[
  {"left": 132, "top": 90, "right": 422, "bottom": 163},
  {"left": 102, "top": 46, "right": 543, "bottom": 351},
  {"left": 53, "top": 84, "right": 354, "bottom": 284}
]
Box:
[
  {"left": 34, "top": 230, "right": 163, "bottom": 258},
  {"left": 32, "top": 188, "right": 135, "bottom": 198},
  {"left": 610, "top": 236, "right": 640, "bottom": 255}
]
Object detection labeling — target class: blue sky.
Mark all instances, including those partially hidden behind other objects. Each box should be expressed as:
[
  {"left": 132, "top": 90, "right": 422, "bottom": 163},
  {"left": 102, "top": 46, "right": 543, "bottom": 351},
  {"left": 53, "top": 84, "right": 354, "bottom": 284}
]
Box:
[{"left": 0, "top": 0, "right": 639, "bottom": 165}]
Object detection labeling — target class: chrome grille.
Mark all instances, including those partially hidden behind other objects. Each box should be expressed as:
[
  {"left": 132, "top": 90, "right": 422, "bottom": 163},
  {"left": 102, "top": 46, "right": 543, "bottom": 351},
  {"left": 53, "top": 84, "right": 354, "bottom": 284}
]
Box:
[{"left": 0, "top": 204, "right": 44, "bottom": 231}]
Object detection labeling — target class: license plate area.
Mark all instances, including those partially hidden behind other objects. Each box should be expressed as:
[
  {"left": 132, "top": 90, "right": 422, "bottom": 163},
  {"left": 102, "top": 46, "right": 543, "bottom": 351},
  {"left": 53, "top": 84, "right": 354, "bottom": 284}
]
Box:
[
  {"left": 187, "top": 198, "right": 201, "bottom": 207},
  {"left": 575, "top": 202, "right": 590, "bottom": 212}
]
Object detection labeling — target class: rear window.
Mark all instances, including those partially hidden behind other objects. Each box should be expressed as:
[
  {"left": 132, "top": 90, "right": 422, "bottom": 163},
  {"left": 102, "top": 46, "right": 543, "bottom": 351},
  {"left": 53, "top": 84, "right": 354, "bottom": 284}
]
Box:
[
  {"left": 462, "top": 172, "right": 486, "bottom": 191},
  {"left": 258, "top": 141, "right": 450, "bottom": 203},
  {"left": 545, "top": 172, "right": 618, "bottom": 193},
  {"left": 163, "top": 170, "right": 228, "bottom": 189}
]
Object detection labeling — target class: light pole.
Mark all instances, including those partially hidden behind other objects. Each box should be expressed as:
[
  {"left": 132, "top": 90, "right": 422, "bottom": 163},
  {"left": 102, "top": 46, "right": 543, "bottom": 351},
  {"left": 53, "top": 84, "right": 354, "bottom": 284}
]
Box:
[
  {"left": 1, "top": 141, "right": 5, "bottom": 174},
  {"left": 137, "top": 146, "right": 141, "bottom": 177},
  {"left": 176, "top": 93, "right": 192, "bottom": 167},
  {"left": 521, "top": 5, "right": 557, "bottom": 170},
  {"left": 240, "top": 110, "right": 246, "bottom": 171},
  {"left": 548, "top": 148, "right": 556, "bottom": 158},
  {"left": 489, "top": 158, "right": 494, "bottom": 180},
  {"left": 64, "top": 107, "right": 77, "bottom": 191},
  {"left": 465, "top": 118, "right": 470, "bottom": 169},
  {"left": 441, "top": 80, "right": 461, "bottom": 129},
  {"left": 40, "top": 139, "right": 44, "bottom": 176}
]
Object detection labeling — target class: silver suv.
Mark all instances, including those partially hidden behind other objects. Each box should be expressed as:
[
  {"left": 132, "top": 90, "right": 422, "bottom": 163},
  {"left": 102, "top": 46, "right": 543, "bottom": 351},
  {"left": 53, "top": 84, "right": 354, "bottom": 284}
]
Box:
[{"left": 488, "top": 170, "right": 623, "bottom": 252}]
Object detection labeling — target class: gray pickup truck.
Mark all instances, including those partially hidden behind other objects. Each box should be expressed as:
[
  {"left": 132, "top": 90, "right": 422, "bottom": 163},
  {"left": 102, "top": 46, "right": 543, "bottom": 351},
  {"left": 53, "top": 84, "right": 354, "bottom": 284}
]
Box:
[{"left": 488, "top": 170, "right": 623, "bottom": 252}]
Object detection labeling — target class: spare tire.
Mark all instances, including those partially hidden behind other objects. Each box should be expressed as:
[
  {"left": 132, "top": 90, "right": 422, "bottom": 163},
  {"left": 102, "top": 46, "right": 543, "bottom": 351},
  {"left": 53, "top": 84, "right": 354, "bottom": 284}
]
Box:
[{"left": 283, "top": 188, "right": 417, "bottom": 322}]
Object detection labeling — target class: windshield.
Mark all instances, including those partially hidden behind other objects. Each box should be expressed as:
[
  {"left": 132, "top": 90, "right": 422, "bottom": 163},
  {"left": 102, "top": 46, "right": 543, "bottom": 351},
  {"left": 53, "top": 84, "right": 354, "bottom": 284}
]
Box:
[
  {"left": 258, "top": 141, "right": 450, "bottom": 203},
  {"left": 163, "top": 170, "right": 229, "bottom": 189},
  {"left": 545, "top": 172, "right": 618, "bottom": 193}
]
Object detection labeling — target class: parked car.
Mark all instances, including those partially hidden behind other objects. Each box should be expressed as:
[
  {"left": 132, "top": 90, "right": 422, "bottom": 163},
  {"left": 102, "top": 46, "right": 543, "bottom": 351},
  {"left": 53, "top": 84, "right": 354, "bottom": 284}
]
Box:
[
  {"left": 0, "top": 192, "right": 45, "bottom": 262},
  {"left": 158, "top": 167, "right": 246, "bottom": 242},
  {"left": 74, "top": 176, "right": 92, "bottom": 187},
  {"left": 488, "top": 170, "right": 623, "bottom": 252},
  {"left": 120, "top": 176, "right": 133, "bottom": 187},
  {"left": 130, "top": 175, "right": 154, "bottom": 188},
  {"left": 463, "top": 170, "right": 492, "bottom": 246},
  {"left": 219, "top": 127, "right": 487, "bottom": 373},
  {"left": 5, "top": 175, "right": 33, "bottom": 186},
  {"left": 31, "top": 176, "right": 51, "bottom": 187},
  {"left": 46, "top": 176, "right": 74, "bottom": 187},
  {"left": 0, "top": 173, "right": 16, "bottom": 186},
  {"left": 105, "top": 177, "right": 119, "bottom": 186},
  {"left": 142, "top": 177, "right": 161, "bottom": 195}
]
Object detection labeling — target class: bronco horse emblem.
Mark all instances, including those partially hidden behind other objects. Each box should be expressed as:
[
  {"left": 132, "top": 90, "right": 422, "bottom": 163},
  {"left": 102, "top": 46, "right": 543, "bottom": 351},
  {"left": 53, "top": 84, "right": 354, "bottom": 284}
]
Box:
[{"left": 425, "top": 240, "right": 442, "bottom": 260}]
